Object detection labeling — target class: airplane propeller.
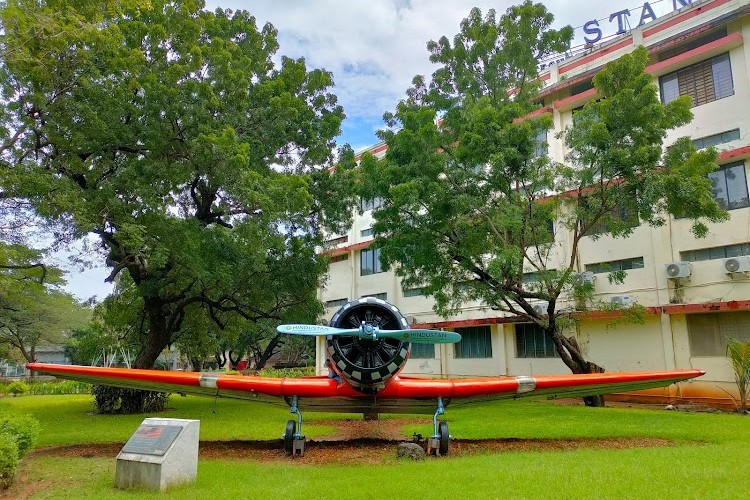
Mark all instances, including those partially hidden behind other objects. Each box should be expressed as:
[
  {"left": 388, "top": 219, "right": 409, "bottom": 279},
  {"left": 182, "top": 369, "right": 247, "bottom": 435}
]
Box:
[{"left": 277, "top": 323, "right": 461, "bottom": 344}]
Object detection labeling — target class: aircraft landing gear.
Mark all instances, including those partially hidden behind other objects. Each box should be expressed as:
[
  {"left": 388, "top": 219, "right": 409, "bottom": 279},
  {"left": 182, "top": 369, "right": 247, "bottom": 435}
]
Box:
[
  {"left": 426, "top": 397, "right": 450, "bottom": 456},
  {"left": 284, "top": 396, "right": 306, "bottom": 456}
]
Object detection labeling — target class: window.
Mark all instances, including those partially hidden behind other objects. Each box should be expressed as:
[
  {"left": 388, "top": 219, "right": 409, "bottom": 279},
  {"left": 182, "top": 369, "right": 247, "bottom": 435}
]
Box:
[
  {"left": 581, "top": 203, "right": 639, "bottom": 236},
  {"left": 362, "top": 292, "right": 387, "bottom": 300},
  {"left": 330, "top": 254, "right": 348, "bottom": 263},
  {"left": 585, "top": 257, "right": 644, "bottom": 274},
  {"left": 658, "top": 28, "right": 727, "bottom": 61},
  {"left": 682, "top": 243, "right": 750, "bottom": 262},
  {"left": 692, "top": 129, "right": 740, "bottom": 150},
  {"left": 571, "top": 79, "right": 594, "bottom": 95},
  {"left": 522, "top": 272, "right": 541, "bottom": 284},
  {"left": 454, "top": 326, "right": 492, "bottom": 358},
  {"left": 515, "top": 323, "right": 557, "bottom": 358},
  {"left": 325, "top": 298, "right": 348, "bottom": 308},
  {"left": 687, "top": 312, "right": 750, "bottom": 357},
  {"left": 325, "top": 235, "right": 348, "bottom": 245},
  {"left": 409, "top": 343, "right": 435, "bottom": 359},
  {"left": 403, "top": 287, "right": 427, "bottom": 297},
  {"left": 527, "top": 217, "right": 555, "bottom": 245},
  {"left": 533, "top": 129, "right": 549, "bottom": 158},
  {"left": 708, "top": 161, "right": 749, "bottom": 210},
  {"left": 360, "top": 197, "right": 385, "bottom": 212},
  {"left": 360, "top": 248, "right": 383, "bottom": 276},
  {"left": 360, "top": 228, "right": 374, "bottom": 237},
  {"left": 660, "top": 53, "right": 734, "bottom": 107}
]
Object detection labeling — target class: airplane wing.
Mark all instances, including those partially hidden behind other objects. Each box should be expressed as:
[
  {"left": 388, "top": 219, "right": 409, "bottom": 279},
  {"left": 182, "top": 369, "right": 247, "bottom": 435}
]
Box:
[{"left": 26, "top": 363, "right": 703, "bottom": 414}]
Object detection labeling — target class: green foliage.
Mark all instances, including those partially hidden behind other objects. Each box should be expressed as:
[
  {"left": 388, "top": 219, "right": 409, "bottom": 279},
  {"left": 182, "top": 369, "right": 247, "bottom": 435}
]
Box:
[
  {"left": 0, "top": 0, "right": 355, "bottom": 370},
  {"left": 64, "top": 322, "right": 122, "bottom": 366},
  {"left": 0, "top": 412, "right": 39, "bottom": 458},
  {"left": 726, "top": 338, "right": 750, "bottom": 412},
  {"left": 256, "top": 366, "right": 316, "bottom": 378},
  {"left": 92, "top": 386, "right": 169, "bottom": 414},
  {"left": 5, "top": 381, "right": 29, "bottom": 397},
  {"left": 0, "top": 432, "right": 17, "bottom": 490},
  {"left": 359, "top": 4, "right": 726, "bottom": 380},
  {"left": 0, "top": 243, "right": 87, "bottom": 364},
  {"left": 0, "top": 411, "right": 39, "bottom": 489},
  {"left": 25, "top": 380, "right": 91, "bottom": 396}
]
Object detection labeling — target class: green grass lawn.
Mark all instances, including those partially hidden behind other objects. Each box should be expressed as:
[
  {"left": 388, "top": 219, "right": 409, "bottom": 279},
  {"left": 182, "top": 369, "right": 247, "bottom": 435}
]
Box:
[{"left": 2, "top": 394, "right": 748, "bottom": 499}]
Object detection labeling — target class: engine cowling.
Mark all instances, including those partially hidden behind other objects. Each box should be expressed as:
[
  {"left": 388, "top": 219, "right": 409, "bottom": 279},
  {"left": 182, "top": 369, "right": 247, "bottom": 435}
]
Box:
[{"left": 326, "top": 297, "right": 411, "bottom": 393}]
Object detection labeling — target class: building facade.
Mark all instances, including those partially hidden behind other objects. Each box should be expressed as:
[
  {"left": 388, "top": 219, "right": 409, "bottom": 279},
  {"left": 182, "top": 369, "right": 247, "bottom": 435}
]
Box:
[{"left": 317, "top": 0, "right": 750, "bottom": 406}]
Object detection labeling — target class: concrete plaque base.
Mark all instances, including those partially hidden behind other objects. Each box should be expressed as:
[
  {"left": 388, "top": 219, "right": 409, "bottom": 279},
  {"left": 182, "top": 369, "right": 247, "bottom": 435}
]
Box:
[{"left": 115, "top": 418, "right": 199, "bottom": 491}]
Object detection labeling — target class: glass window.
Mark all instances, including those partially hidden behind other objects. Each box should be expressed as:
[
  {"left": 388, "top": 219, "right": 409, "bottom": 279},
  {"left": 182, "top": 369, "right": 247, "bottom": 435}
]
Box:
[
  {"left": 330, "top": 254, "right": 348, "bottom": 263},
  {"left": 660, "top": 53, "right": 734, "bottom": 107},
  {"left": 360, "top": 228, "right": 374, "bottom": 237},
  {"left": 360, "top": 248, "right": 383, "bottom": 276},
  {"left": 409, "top": 343, "right": 435, "bottom": 359},
  {"left": 362, "top": 292, "right": 387, "bottom": 300},
  {"left": 688, "top": 312, "right": 750, "bottom": 357},
  {"left": 454, "top": 326, "right": 492, "bottom": 359},
  {"left": 692, "top": 129, "right": 740, "bottom": 150},
  {"left": 586, "top": 257, "right": 644, "bottom": 274},
  {"left": 533, "top": 129, "right": 549, "bottom": 158},
  {"left": 403, "top": 287, "right": 426, "bottom": 297},
  {"left": 515, "top": 323, "right": 557, "bottom": 358},
  {"left": 581, "top": 203, "right": 639, "bottom": 236},
  {"left": 681, "top": 243, "right": 750, "bottom": 262},
  {"left": 325, "top": 298, "right": 348, "bottom": 308},
  {"left": 709, "top": 161, "right": 749, "bottom": 210},
  {"left": 360, "top": 197, "right": 385, "bottom": 212}
]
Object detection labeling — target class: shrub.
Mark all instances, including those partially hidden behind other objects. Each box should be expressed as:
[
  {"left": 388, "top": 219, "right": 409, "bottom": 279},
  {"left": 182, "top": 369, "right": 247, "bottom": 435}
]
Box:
[
  {"left": 5, "top": 381, "right": 29, "bottom": 397},
  {"left": 727, "top": 338, "right": 750, "bottom": 412},
  {"left": 0, "top": 413, "right": 40, "bottom": 458},
  {"left": 92, "top": 386, "right": 169, "bottom": 414},
  {"left": 27, "top": 380, "right": 91, "bottom": 396},
  {"left": 0, "top": 412, "right": 40, "bottom": 490},
  {"left": 0, "top": 433, "right": 18, "bottom": 490}
]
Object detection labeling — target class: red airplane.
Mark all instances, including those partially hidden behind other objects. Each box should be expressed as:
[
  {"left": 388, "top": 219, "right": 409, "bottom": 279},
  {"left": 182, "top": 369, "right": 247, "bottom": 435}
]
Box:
[{"left": 27, "top": 297, "right": 704, "bottom": 456}]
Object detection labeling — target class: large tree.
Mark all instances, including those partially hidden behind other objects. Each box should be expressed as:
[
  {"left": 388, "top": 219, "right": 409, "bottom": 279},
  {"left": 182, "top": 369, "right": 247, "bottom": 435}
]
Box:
[
  {"left": 0, "top": 0, "right": 355, "bottom": 369},
  {"left": 359, "top": 3, "right": 726, "bottom": 405},
  {"left": 0, "top": 244, "right": 88, "bottom": 363}
]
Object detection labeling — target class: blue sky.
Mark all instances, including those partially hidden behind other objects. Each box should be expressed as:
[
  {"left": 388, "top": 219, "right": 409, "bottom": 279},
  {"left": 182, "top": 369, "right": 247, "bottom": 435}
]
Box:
[{"left": 60, "top": 0, "right": 685, "bottom": 300}]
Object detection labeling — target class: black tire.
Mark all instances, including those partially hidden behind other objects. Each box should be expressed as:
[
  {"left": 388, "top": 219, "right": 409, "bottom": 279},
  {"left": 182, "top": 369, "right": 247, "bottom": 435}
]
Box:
[
  {"left": 284, "top": 420, "right": 296, "bottom": 454},
  {"left": 438, "top": 421, "right": 449, "bottom": 456}
]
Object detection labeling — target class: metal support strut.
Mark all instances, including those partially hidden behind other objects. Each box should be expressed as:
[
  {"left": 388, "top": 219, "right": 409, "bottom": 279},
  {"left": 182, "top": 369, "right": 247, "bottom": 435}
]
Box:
[
  {"left": 427, "top": 397, "right": 449, "bottom": 456},
  {"left": 432, "top": 396, "right": 445, "bottom": 437},
  {"left": 284, "top": 396, "right": 306, "bottom": 456},
  {"left": 290, "top": 396, "right": 303, "bottom": 437}
]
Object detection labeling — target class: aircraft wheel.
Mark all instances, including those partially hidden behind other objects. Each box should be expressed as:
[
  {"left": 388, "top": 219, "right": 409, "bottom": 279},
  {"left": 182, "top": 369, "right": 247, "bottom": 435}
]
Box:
[
  {"left": 284, "top": 420, "right": 296, "bottom": 454},
  {"left": 438, "top": 421, "right": 449, "bottom": 456}
]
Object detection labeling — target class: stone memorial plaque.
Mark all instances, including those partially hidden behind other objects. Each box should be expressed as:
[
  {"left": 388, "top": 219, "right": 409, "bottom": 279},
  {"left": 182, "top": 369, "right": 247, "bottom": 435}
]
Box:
[{"left": 121, "top": 424, "right": 182, "bottom": 456}]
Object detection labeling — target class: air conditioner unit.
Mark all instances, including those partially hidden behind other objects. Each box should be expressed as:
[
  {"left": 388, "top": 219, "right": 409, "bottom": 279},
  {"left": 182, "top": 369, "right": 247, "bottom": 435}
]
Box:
[
  {"left": 576, "top": 271, "right": 595, "bottom": 286},
  {"left": 724, "top": 256, "right": 750, "bottom": 274},
  {"left": 611, "top": 295, "right": 633, "bottom": 307},
  {"left": 532, "top": 301, "right": 549, "bottom": 315},
  {"left": 665, "top": 262, "right": 692, "bottom": 279}
]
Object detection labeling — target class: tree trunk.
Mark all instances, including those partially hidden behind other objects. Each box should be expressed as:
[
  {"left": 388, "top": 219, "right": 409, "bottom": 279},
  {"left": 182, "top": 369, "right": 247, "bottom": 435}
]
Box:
[
  {"left": 548, "top": 327, "right": 606, "bottom": 407},
  {"left": 133, "top": 300, "right": 172, "bottom": 369},
  {"left": 190, "top": 358, "right": 202, "bottom": 372},
  {"left": 254, "top": 334, "right": 284, "bottom": 370}
]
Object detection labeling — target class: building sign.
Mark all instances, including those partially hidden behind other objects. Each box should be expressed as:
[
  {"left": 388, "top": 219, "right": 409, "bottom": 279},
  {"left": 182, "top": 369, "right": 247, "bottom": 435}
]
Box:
[
  {"left": 583, "top": 0, "right": 693, "bottom": 44},
  {"left": 539, "top": 0, "right": 695, "bottom": 70}
]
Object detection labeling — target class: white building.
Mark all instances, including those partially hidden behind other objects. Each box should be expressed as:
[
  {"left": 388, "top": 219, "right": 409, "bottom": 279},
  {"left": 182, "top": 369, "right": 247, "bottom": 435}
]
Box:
[{"left": 318, "top": 0, "right": 750, "bottom": 406}]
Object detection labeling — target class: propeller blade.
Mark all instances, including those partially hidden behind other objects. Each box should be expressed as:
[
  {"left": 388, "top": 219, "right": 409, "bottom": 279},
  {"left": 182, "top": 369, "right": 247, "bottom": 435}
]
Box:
[
  {"left": 376, "top": 329, "right": 462, "bottom": 344},
  {"left": 276, "top": 324, "right": 359, "bottom": 336},
  {"left": 277, "top": 324, "right": 461, "bottom": 344}
]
